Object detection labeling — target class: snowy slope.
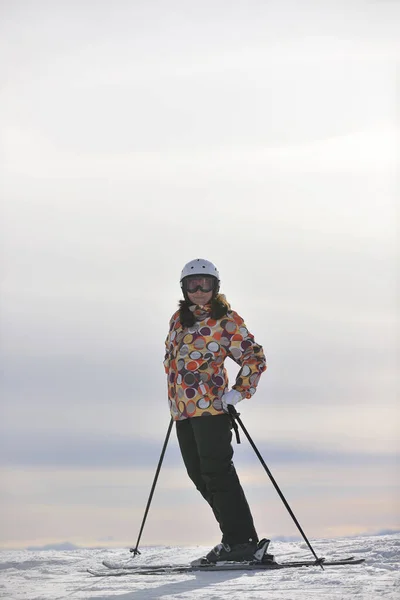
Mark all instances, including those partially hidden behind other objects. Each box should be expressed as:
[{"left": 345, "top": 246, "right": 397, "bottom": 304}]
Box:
[{"left": 0, "top": 534, "right": 399, "bottom": 600}]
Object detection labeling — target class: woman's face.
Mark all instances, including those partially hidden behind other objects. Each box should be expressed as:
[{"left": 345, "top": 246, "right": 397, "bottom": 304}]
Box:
[
  {"left": 184, "top": 275, "right": 215, "bottom": 306},
  {"left": 187, "top": 289, "right": 213, "bottom": 306}
]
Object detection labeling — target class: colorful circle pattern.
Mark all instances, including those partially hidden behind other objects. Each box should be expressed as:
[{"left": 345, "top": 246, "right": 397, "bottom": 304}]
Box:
[{"left": 164, "top": 305, "right": 266, "bottom": 421}]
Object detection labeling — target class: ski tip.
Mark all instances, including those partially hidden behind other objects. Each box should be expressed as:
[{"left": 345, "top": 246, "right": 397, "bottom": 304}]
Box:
[
  {"left": 87, "top": 568, "right": 102, "bottom": 576},
  {"left": 102, "top": 559, "right": 131, "bottom": 569}
]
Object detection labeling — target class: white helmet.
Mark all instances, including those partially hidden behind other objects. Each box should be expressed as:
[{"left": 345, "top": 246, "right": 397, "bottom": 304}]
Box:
[{"left": 180, "top": 258, "right": 220, "bottom": 284}]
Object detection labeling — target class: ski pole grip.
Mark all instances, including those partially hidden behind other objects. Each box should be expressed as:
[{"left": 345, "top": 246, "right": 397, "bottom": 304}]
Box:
[
  {"left": 228, "top": 405, "right": 240, "bottom": 418},
  {"left": 227, "top": 405, "right": 241, "bottom": 443}
]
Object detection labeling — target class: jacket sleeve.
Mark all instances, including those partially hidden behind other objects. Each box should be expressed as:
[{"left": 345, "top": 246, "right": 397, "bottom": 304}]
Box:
[
  {"left": 164, "top": 310, "right": 180, "bottom": 374},
  {"left": 226, "top": 311, "right": 267, "bottom": 399},
  {"left": 164, "top": 333, "right": 170, "bottom": 374}
]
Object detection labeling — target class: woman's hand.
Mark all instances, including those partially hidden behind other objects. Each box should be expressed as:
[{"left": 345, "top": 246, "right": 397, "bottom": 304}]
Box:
[{"left": 222, "top": 389, "right": 242, "bottom": 411}]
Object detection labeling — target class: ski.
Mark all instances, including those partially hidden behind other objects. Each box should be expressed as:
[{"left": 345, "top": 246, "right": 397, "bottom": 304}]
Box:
[
  {"left": 101, "top": 554, "right": 358, "bottom": 570},
  {"left": 87, "top": 556, "right": 365, "bottom": 577}
]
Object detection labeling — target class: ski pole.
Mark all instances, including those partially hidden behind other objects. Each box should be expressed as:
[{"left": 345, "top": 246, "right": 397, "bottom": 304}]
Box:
[
  {"left": 130, "top": 418, "right": 173, "bottom": 556},
  {"left": 228, "top": 406, "right": 324, "bottom": 569}
]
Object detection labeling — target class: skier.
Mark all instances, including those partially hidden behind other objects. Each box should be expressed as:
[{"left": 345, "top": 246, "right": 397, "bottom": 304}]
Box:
[{"left": 164, "top": 258, "right": 271, "bottom": 565}]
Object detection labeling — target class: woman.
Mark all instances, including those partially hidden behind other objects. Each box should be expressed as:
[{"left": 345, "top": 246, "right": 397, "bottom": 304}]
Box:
[{"left": 164, "top": 258, "right": 269, "bottom": 565}]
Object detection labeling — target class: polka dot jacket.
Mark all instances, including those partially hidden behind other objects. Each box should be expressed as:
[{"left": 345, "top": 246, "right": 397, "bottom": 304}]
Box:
[{"left": 164, "top": 299, "right": 267, "bottom": 420}]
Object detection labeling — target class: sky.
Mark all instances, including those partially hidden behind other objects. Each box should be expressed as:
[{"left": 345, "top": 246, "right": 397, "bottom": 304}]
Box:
[{"left": 0, "top": 0, "right": 399, "bottom": 550}]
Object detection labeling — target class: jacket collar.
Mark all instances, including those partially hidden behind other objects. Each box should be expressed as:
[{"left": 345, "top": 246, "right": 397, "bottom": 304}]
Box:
[{"left": 189, "top": 303, "right": 212, "bottom": 321}]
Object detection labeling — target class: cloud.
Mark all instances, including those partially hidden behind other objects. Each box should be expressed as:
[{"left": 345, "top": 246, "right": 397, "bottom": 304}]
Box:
[
  {"left": 0, "top": 0, "right": 398, "bottom": 549},
  {"left": 0, "top": 427, "right": 397, "bottom": 469},
  {"left": 26, "top": 541, "right": 80, "bottom": 551},
  {"left": 2, "top": 123, "right": 397, "bottom": 181}
]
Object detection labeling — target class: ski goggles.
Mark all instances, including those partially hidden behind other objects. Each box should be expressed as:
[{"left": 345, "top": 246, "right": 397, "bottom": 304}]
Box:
[{"left": 183, "top": 276, "right": 216, "bottom": 293}]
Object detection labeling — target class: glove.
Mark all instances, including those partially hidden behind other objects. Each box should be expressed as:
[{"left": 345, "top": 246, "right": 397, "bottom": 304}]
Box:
[{"left": 221, "top": 389, "right": 242, "bottom": 411}]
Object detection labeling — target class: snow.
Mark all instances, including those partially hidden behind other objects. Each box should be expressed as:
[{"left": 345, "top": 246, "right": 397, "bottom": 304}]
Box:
[{"left": 0, "top": 534, "right": 399, "bottom": 600}]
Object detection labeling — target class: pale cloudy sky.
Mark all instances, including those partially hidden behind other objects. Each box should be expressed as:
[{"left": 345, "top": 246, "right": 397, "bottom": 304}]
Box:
[{"left": 0, "top": 0, "right": 399, "bottom": 549}]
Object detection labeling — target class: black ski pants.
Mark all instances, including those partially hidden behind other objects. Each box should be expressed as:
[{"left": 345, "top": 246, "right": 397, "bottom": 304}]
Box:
[{"left": 176, "top": 413, "right": 258, "bottom": 546}]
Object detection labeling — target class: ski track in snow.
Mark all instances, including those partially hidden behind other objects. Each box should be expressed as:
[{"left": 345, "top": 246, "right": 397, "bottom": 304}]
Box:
[{"left": 0, "top": 534, "right": 399, "bottom": 600}]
